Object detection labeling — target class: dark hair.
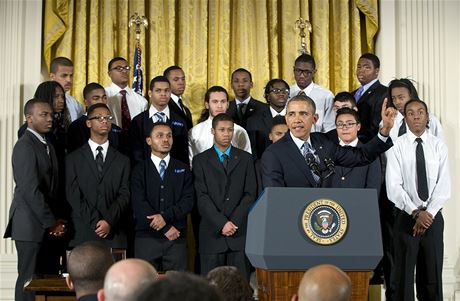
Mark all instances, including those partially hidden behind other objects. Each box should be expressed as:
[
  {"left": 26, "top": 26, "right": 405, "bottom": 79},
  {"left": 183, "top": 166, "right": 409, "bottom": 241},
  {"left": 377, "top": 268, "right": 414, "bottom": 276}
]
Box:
[
  {"left": 34, "top": 81, "right": 66, "bottom": 110},
  {"left": 403, "top": 99, "right": 429, "bottom": 116},
  {"left": 212, "top": 113, "right": 233, "bottom": 129},
  {"left": 163, "top": 65, "right": 183, "bottom": 78},
  {"left": 83, "top": 82, "right": 105, "bottom": 100},
  {"left": 197, "top": 86, "right": 229, "bottom": 123},
  {"left": 388, "top": 78, "right": 420, "bottom": 101},
  {"left": 231, "top": 68, "right": 252, "bottom": 82},
  {"left": 294, "top": 53, "right": 316, "bottom": 69},
  {"left": 334, "top": 92, "right": 357, "bottom": 107},
  {"left": 264, "top": 78, "right": 289, "bottom": 95},
  {"left": 288, "top": 94, "right": 317, "bottom": 114},
  {"left": 206, "top": 266, "right": 253, "bottom": 301},
  {"left": 24, "top": 98, "right": 51, "bottom": 116},
  {"left": 335, "top": 107, "right": 360, "bottom": 123},
  {"left": 149, "top": 75, "right": 170, "bottom": 91},
  {"left": 359, "top": 53, "right": 380, "bottom": 69},
  {"left": 87, "top": 103, "right": 110, "bottom": 118},
  {"left": 108, "top": 57, "right": 127, "bottom": 71},
  {"left": 146, "top": 121, "right": 172, "bottom": 138},
  {"left": 50, "top": 57, "right": 73, "bottom": 73},
  {"left": 136, "top": 272, "right": 223, "bottom": 301},
  {"left": 271, "top": 115, "right": 287, "bottom": 128},
  {"left": 67, "top": 241, "right": 114, "bottom": 295}
]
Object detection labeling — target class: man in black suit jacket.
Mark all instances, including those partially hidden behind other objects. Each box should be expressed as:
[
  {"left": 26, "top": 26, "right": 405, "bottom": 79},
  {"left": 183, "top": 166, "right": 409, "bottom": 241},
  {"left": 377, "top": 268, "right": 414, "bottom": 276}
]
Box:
[
  {"left": 164, "top": 66, "right": 193, "bottom": 130},
  {"left": 67, "top": 83, "right": 125, "bottom": 154},
  {"left": 354, "top": 53, "right": 388, "bottom": 143},
  {"left": 130, "top": 76, "right": 189, "bottom": 166},
  {"left": 246, "top": 78, "right": 289, "bottom": 159},
  {"left": 131, "top": 122, "right": 194, "bottom": 271},
  {"left": 261, "top": 95, "right": 396, "bottom": 189},
  {"left": 192, "top": 113, "right": 257, "bottom": 279},
  {"left": 227, "top": 68, "right": 268, "bottom": 128},
  {"left": 66, "top": 103, "right": 131, "bottom": 249},
  {"left": 4, "top": 99, "right": 66, "bottom": 301}
]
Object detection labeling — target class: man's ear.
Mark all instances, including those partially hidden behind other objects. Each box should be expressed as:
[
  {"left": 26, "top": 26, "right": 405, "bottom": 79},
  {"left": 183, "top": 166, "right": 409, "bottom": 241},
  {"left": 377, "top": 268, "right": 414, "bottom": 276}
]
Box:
[
  {"left": 65, "top": 275, "right": 74, "bottom": 291},
  {"left": 312, "top": 113, "right": 319, "bottom": 124},
  {"left": 97, "top": 289, "right": 105, "bottom": 301}
]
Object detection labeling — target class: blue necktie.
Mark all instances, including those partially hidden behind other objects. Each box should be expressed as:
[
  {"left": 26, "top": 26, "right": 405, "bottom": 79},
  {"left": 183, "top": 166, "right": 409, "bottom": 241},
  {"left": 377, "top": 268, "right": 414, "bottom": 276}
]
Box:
[
  {"left": 155, "top": 112, "right": 166, "bottom": 122},
  {"left": 159, "top": 160, "right": 166, "bottom": 180},
  {"left": 354, "top": 86, "right": 364, "bottom": 103}
]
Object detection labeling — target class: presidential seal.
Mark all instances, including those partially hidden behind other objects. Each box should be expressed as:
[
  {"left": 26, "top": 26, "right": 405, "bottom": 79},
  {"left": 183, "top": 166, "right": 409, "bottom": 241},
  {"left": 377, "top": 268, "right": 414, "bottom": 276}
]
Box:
[{"left": 301, "top": 199, "right": 348, "bottom": 245}]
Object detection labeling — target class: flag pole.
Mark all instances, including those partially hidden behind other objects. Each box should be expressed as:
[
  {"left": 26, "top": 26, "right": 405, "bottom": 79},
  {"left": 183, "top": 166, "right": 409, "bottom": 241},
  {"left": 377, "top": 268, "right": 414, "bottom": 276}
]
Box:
[
  {"left": 295, "top": 17, "right": 312, "bottom": 55},
  {"left": 129, "top": 13, "right": 148, "bottom": 95}
]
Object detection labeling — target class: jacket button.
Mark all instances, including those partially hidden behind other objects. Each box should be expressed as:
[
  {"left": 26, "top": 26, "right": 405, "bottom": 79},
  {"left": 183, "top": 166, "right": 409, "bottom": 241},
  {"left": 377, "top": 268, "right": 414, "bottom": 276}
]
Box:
[
  {"left": 160, "top": 198, "right": 164, "bottom": 202},
  {"left": 160, "top": 185, "right": 164, "bottom": 189}
]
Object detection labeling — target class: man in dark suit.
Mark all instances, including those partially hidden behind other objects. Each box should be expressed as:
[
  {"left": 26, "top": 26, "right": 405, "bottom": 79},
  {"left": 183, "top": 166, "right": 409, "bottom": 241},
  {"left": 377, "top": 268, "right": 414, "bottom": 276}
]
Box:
[
  {"left": 246, "top": 78, "right": 289, "bottom": 159},
  {"left": 354, "top": 53, "right": 388, "bottom": 143},
  {"left": 164, "top": 66, "right": 193, "bottom": 130},
  {"left": 130, "top": 76, "right": 189, "bottom": 166},
  {"left": 261, "top": 95, "right": 396, "bottom": 189},
  {"left": 131, "top": 122, "right": 194, "bottom": 271},
  {"left": 66, "top": 103, "right": 130, "bottom": 249},
  {"left": 227, "top": 68, "right": 268, "bottom": 128},
  {"left": 4, "top": 98, "right": 66, "bottom": 301},
  {"left": 192, "top": 113, "right": 257, "bottom": 279},
  {"left": 67, "top": 83, "right": 125, "bottom": 154}
]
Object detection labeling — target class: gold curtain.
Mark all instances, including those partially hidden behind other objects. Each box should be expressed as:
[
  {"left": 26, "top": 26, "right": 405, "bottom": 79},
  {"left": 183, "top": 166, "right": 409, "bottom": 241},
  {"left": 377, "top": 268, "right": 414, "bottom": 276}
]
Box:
[{"left": 43, "top": 0, "right": 378, "bottom": 121}]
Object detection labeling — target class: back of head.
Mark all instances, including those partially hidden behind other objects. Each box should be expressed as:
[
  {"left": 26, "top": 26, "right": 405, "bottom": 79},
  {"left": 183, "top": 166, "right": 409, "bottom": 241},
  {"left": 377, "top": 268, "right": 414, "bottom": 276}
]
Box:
[
  {"left": 206, "top": 266, "right": 253, "bottom": 301},
  {"left": 137, "top": 272, "right": 222, "bottom": 301},
  {"left": 67, "top": 241, "right": 114, "bottom": 296},
  {"left": 102, "top": 259, "right": 158, "bottom": 301},
  {"left": 297, "top": 264, "right": 351, "bottom": 301}
]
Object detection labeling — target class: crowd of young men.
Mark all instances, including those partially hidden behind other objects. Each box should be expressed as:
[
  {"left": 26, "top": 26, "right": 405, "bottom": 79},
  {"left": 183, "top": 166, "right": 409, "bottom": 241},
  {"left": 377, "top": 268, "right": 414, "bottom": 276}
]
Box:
[{"left": 4, "top": 52, "right": 450, "bottom": 301}]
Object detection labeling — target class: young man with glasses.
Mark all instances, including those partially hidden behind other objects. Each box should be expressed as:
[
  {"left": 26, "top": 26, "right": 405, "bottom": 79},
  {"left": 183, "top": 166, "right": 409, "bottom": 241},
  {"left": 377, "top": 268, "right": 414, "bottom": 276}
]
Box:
[
  {"left": 106, "top": 57, "right": 148, "bottom": 132},
  {"left": 66, "top": 103, "right": 131, "bottom": 249},
  {"left": 289, "top": 54, "right": 335, "bottom": 133}
]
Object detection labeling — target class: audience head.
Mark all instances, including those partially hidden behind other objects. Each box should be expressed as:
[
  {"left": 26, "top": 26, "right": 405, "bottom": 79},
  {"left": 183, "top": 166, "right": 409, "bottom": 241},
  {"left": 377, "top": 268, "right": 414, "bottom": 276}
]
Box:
[
  {"left": 65, "top": 241, "right": 114, "bottom": 299},
  {"left": 34, "top": 81, "right": 66, "bottom": 113},
  {"left": 146, "top": 122, "right": 173, "bottom": 158},
  {"left": 206, "top": 266, "right": 253, "bottom": 301},
  {"left": 269, "top": 115, "right": 288, "bottom": 143},
  {"left": 49, "top": 57, "right": 74, "bottom": 92},
  {"left": 24, "top": 98, "right": 53, "bottom": 135},
  {"left": 198, "top": 86, "right": 229, "bottom": 123},
  {"left": 335, "top": 108, "right": 361, "bottom": 145},
  {"left": 264, "top": 79, "right": 289, "bottom": 112},
  {"left": 333, "top": 92, "right": 357, "bottom": 113},
  {"left": 83, "top": 83, "right": 108, "bottom": 107},
  {"left": 148, "top": 76, "right": 171, "bottom": 111},
  {"left": 86, "top": 103, "right": 113, "bottom": 138},
  {"left": 356, "top": 53, "right": 380, "bottom": 86},
  {"left": 98, "top": 258, "right": 159, "bottom": 301},
  {"left": 404, "top": 99, "right": 429, "bottom": 136},
  {"left": 292, "top": 264, "right": 351, "bottom": 301},
  {"left": 293, "top": 54, "right": 316, "bottom": 90},
  {"left": 231, "top": 68, "right": 253, "bottom": 101},
  {"left": 164, "top": 66, "right": 186, "bottom": 96},
  {"left": 388, "top": 78, "right": 420, "bottom": 114},
  {"left": 285, "top": 95, "right": 318, "bottom": 141},
  {"left": 108, "top": 57, "right": 130, "bottom": 88},
  {"left": 211, "top": 113, "right": 234, "bottom": 150},
  {"left": 137, "top": 271, "right": 223, "bottom": 301}
]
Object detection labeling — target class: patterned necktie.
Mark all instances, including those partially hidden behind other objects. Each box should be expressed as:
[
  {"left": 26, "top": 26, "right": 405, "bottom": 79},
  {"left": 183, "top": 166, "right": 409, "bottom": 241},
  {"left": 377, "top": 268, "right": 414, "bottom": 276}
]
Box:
[
  {"left": 415, "top": 138, "right": 429, "bottom": 201},
  {"left": 120, "top": 90, "right": 131, "bottom": 132},
  {"left": 155, "top": 112, "right": 166, "bottom": 123},
  {"left": 398, "top": 121, "right": 407, "bottom": 136},
  {"left": 354, "top": 86, "right": 364, "bottom": 103},
  {"left": 159, "top": 159, "right": 166, "bottom": 180},
  {"left": 302, "top": 142, "right": 321, "bottom": 184},
  {"left": 96, "top": 146, "right": 104, "bottom": 175}
]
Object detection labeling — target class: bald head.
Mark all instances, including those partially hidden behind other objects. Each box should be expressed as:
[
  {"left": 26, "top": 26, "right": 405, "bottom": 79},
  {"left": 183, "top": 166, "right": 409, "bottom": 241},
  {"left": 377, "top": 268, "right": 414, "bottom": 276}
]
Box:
[
  {"left": 99, "top": 259, "right": 159, "bottom": 301},
  {"left": 295, "top": 265, "right": 351, "bottom": 301}
]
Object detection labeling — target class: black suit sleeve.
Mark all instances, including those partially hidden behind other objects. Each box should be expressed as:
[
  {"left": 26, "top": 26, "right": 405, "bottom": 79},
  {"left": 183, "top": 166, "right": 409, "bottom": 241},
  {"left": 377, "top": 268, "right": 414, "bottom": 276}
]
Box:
[
  {"left": 104, "top": 157, "right": 131, "bottom": 227},
  {"left": 131, "top": 163, "right": 155, "bottom": 230},
  {"left": 333, "top": 135, "right": 392, "bottom": 167},
  {"left": 261, "top": 148, "right": 286, "bottom": 188},
  {"left": 229, "top": 158, "right": 256, "bottom": 227},
  {"left": 161, "top": 167, "right": 194, "bottom": 226}
]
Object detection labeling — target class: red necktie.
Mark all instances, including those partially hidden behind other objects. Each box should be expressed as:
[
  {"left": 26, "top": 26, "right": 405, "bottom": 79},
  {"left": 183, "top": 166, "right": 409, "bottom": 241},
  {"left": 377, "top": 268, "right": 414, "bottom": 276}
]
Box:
[{"left": 120, "top": 90, "right": 131, "bottom": 132}]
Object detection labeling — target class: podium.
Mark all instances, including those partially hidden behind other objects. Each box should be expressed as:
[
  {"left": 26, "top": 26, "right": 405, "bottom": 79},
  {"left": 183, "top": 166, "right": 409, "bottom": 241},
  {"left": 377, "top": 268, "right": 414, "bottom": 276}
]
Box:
[{"left": 246, "top": 187, "right": 382, "bottom": 301}]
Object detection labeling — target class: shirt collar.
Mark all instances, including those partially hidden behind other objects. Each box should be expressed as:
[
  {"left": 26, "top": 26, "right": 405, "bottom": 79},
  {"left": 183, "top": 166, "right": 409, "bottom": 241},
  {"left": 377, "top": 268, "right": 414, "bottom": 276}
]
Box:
[
  {"left": 150, "top": 153, "right": 170, "bottom": 169},
  {"left": 170, "top": 93, "right": 181, "bottom": 105},
  {"left": 361, "top": 79, "right": 378, "bottom": 93},
  {"left": 109, "top": 82, "right": 133, "bottom": 96},
  {"left": 235, "top": 96, "right": 251, "bottom": 105},
  {"left": 88, "top": 139, "right": 109, "bottom": 159},
  {"left": 27, "top": 128, "right": 47, "bottom": 144},
  {"left": 213, "top": 144, "right": 232, "bottom": 159},
  {"left": 289, "top": 131, "right": 312, "bottom": 151},
  {"left": 407, "top": 128, "right": 428, "bottom": 143},
  {"left": 148, "top": 105, "right": 170, "bottom": 119},
  {"left": 339, "top": 137, "right": 359, "bottom": 147},
  {"left": 295, "top": 82, "right": 315, "bottom": 95},
  {"left": 270, "top": 106, "right": 286, "bottom": 117}
]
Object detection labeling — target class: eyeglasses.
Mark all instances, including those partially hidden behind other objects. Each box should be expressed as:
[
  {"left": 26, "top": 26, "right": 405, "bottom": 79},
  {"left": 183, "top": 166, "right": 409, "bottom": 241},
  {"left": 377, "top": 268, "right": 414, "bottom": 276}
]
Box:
[
  {"left": 88, "top": 115, "right": 114, "bottom": 122},
  {"left": 336, "top": 122, "right": 358, "bottom": 129},
  {"left": 294, "top": 68, "right": 314, "bottom": 76},
  {"left": 269, "top": 88, "right": 289, "bottom": 95},
  {"left": 110, "top": 66, "right": 131, "bottom": 72}
]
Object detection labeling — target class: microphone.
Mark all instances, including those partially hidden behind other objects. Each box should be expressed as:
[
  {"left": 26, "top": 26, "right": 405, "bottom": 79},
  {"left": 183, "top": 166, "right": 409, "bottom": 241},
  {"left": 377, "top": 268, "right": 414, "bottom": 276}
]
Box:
[
  {"left": 305, "top": 153, "right": 321, "bottom": 177},
  {"left": 323, "top": 157, "right": 335, "bottom": 179}
]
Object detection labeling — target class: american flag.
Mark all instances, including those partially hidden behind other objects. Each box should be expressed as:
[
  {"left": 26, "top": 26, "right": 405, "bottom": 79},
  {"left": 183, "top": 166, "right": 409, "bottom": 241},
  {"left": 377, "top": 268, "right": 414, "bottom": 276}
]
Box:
[{"left": 132, "top": 45, "right": 144, "bottom": 95}]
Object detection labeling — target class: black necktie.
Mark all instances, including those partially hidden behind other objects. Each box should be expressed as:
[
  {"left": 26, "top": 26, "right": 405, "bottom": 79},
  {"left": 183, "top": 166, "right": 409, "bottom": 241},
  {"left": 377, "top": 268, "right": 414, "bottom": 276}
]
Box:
[
  {"left": 237, "top": 103, "right": 246, "bottom": 120},
  {"left": 96, "top": 146, "right": 104, "bottom": 175},
  {"left": 178, "top": 98, "right": 186, "bottom": 114},
  {"left": 398, "top": 121, "right": 407, "bottom": 136},
  {"left": 222, "top": 153, "right": 229, "bottom": 171},
  {"left": 415, "top": 138, "right": 429, "bottom": 201}
]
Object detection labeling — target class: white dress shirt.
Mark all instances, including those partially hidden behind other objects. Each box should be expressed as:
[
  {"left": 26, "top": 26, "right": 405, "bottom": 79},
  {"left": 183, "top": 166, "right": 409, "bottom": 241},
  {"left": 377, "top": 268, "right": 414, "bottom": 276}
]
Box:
[
  {"left": 88, "top": 139, "right": 109, "bottom": 161},
  {"left": 65, "top": 93, "right": 83, "bottom": 121},
  {"left": 385, "top": 130, "right": 450, "bottom": 217},
  {"left": 384, "top": 111, "right": 444, "bottom": 142},
  {"left": 106, "top": 82, "right": 148, "bottom": 127},
  {"left": 151, "top": 153, "right": 171, "bottom": 174},
  {"left": 148, "top": 105, "right": 170, "bottom": 122},
  {"left": 270, "top": 106, "right": 286, "bottom": 117},
  {"left": 188, "top": 117, "right": 252, "bottom": 164},
  {"left": 339, "top": 137, "right": 359, "bottom": 147},
  {"left": 289, "top": 82, "right": 335, "bottom": 133}
]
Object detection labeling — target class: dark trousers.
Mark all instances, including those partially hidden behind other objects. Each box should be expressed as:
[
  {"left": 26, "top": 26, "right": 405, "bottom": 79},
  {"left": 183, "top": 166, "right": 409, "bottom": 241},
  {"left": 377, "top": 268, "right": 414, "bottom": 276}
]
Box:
[
  {"left": 135, "top": 236, "right": 187, "bottom": 272},
  {"left": 391, "top": 210, "right": 444, "bottom": 301},
  {"left": 200, "top": 250, "right": 250, "bottom": 280},
  {"left": 15, "top": 241, "right": 41, "bottom": 301}
]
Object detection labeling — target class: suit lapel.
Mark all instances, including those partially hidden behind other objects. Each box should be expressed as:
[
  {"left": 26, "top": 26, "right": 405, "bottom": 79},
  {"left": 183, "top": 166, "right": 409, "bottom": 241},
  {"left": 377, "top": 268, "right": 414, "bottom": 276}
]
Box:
[
  {"left": 262, "top": 110, "right": 273, "bottom": 131},
  {"left": 284, "top": 135, "right": 318, "bottom": 187},
  {"left": 101, "top": 146, "right": 116, "bottom": 179},
  {"left": 360, "top": 80, "right": 380, "bottom": 103},
  {"left": 227, "top": 148, "right": 240, "bottom": 175},
  {"left": 207, "top": 148, "right": 226, "bottom": 176},
  {"left": 82, "top": 144, "right": 101, "bottom": 180}
]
